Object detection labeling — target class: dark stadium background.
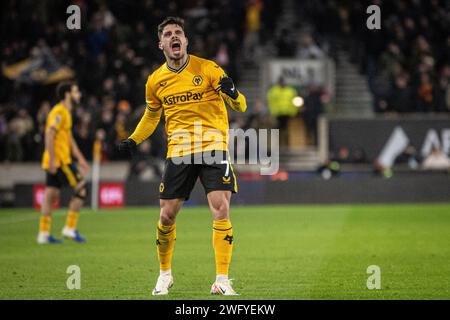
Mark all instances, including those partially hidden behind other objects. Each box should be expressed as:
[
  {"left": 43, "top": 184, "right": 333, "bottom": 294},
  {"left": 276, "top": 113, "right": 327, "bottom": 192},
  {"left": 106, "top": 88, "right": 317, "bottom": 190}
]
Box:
[
  {"left": 1, "top": 0, "right": 449, "bottom": 205},
  {"left": 0, "top": 0, "right": 449, "bottom": 301}
]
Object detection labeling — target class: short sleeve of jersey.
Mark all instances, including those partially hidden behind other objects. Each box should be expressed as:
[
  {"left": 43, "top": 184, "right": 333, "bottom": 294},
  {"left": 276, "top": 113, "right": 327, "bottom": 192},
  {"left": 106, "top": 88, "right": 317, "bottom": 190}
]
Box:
[
  {"left": 47, "top": 109, "right": 64, "bottom": 132},
  {"left": 145, "top": 74, "right": 162, "bottom": 111},
  {"left": 205, "top": 61, "right": 227, "bottom": 92}
]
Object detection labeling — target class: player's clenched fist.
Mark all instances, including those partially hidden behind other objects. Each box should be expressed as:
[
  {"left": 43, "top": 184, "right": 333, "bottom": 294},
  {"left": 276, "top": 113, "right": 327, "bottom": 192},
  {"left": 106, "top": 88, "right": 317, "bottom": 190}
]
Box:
[
  {"left": 219, "top": 77, "right": 239, "bottom": 99},
  {"left": 118, "top": 138, "right": 137, "bottom": 155}
]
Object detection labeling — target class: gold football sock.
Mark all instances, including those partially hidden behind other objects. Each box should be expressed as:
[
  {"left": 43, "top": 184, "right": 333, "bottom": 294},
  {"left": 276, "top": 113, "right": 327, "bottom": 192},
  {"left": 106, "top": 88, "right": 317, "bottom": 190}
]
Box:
[
  {"left": 65, "top": 210, "right": 80, "bottom": 229},
  {"left": 39, "top": 215, "right": 51, "bottom": 233},
  {"left": 156, "top": 222, "right": 176, "bottom": 271},
  {"left": 213, "top": 219, "right": 233, "bottom": 276}
]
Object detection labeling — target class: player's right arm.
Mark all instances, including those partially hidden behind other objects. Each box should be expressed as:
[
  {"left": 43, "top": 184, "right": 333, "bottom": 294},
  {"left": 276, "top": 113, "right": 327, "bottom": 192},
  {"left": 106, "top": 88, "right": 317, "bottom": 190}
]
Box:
[
  {"left": 119, "top": 75, "right": 162, "bottom": 153},
  {"left": 129, "top": 74, "right": 163, "bottom": 144},
  {"left": 128, "top": 107, "right": 162, "bottom": 144}
]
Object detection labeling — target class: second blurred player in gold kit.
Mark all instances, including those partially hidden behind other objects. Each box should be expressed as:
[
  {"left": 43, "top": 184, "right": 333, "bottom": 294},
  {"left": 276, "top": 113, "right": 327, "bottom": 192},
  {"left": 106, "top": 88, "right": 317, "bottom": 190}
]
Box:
[
  {"left": 119, "top": 17, "right": 247, "bottom": 295},
  {"left": 38, "top": 82, "right": 90, "bottom": 244}
]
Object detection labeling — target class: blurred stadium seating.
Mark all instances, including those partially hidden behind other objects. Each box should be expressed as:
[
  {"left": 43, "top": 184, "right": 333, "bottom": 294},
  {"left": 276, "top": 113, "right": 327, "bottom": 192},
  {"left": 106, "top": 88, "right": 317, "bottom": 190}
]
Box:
[{"left": 0, "top": 0, "right": 449, "bottom": 207}]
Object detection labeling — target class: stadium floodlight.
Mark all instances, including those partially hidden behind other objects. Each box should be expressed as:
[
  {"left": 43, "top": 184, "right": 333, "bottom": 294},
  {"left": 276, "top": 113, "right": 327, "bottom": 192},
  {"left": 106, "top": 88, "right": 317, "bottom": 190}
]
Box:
[{"left": 292, "top": 96, "right": 304, "bottom": 108}]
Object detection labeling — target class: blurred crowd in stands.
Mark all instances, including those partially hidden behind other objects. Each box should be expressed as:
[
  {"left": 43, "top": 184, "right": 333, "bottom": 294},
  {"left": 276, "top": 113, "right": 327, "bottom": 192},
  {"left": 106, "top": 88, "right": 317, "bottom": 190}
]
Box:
[
  {"left": 0, "top": 0, "right": 449, "bottom": 168},
  {"left": 343, "top": 0, "right": 450, "bottom": 113},
  {"left": 0, "top": 0, "right": 281, "bottom": 165}
]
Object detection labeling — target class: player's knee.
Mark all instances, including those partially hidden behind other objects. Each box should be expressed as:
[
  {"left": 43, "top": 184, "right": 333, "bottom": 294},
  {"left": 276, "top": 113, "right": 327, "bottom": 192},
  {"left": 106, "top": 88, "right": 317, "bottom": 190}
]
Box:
[
  {"left": 49, "top": 188, "right": 60, "bottom": 198},
  {"left": 160, "top": 214, "right": 175, "bottom": 226},
  {"left": 160, "top": 201, "right": 179, "bottom": 225},
  {"left": 46, "top": 188, "right": 60, "bottom": 202},
  {"left": 160, "top": 210, "right": 176, "bottom": 225},
  {"left": 72, "top": 180, "right": 87, "bottom": 201},
  {"left": 211, "top": 200, "right": 229, "bottom": 220},
  {"left": 43, "top": 188, "right": 59, "bottom": 210}
]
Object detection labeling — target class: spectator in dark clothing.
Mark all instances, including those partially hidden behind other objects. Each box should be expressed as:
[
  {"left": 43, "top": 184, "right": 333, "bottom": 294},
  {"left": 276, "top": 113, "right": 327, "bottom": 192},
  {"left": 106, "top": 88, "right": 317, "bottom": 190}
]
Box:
[
  {"left": 276, "top": 28, "right": 296, "bottom": 57},
  {"left": 302, "top": 84, "right": 324, "bottom": 144},
  {"left": 416, "top": 72, "right": 434, "bottom": 112},
  {"left": 433, "top": 76, "right": 449, "bottom": 112},
  {"left": 387, "top": 74, "right": 413, "bottom": 113},
  {"left": 342, "top": 0, "right": 449, "bottom": 113}
]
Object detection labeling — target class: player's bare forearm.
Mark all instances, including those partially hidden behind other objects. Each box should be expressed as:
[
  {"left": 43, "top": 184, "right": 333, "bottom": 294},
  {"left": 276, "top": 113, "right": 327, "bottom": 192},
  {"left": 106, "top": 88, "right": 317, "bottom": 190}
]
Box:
[
  {"left": 221, "top": 91, "right": 247, "bottom": 113},
  {"left": 70, "top": 135, "right": 86, "bottom": 163},
  {"left": 70, "top": 134, "right": 90, "bottom": 174},
  {"left": 129, "top": 107, "right": 162, "bottom": 144}
]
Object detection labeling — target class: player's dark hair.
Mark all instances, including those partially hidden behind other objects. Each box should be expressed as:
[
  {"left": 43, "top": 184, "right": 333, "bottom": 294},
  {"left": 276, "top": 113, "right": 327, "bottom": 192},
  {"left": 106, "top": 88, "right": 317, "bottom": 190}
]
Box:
[
  {"left": 56, "top": 81, "right": 76, "bottom": 101},
  {"left": 158, "top": 16, "right": 185, "bottom": 39}
]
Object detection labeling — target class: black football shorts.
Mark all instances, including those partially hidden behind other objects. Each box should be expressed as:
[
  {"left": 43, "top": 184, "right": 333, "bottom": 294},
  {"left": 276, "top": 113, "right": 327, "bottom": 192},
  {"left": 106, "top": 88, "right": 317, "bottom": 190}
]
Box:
[
  {"left": 159, "top": 151, "right": 237, "bottom": 200},
  {"left": 45, "top": 163, "right": 83, "bottom": 189}
]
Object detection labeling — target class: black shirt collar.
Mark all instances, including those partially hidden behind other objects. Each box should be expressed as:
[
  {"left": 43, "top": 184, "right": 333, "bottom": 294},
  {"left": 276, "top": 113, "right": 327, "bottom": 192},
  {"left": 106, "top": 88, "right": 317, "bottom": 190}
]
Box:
[{"left": 166, "top": 55, "right": 190, "bottom": 74}]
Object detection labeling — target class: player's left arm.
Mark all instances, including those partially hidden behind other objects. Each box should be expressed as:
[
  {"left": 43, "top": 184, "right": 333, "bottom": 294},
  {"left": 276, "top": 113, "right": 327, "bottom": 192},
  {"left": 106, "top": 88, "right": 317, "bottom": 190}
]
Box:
[
  {"left": 218, "top": 77, "right": 247, "bottom": 113},
  {"left": 70, "top": 133, "right": 90, "bottom": 175},
  {"left": 208, "top": 62, "right": 247, "bottom": 112}
]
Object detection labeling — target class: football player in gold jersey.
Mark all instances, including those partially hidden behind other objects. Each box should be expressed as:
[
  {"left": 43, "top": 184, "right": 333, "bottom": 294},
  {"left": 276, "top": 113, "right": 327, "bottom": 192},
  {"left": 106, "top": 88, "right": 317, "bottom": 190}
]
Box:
[
  {"left": 37, "top": 82, "right": 90, "bottom": 244},
  {"left": 119, "top": 17, "right": 247, "bottom": 295}
]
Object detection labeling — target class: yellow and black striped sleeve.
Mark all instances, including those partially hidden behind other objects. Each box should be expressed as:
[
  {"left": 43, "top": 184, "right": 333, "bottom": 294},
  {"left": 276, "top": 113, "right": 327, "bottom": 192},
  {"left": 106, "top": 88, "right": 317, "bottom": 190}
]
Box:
[
  {"left": 220, "top": 91, "right": 247, "bottom": 113},
  {"left": 128, "top": 107, "right": 162, "bottom": 144},
  {"left": 206, "top": 61, "right": 247, "bottom": 113},
  {"left": 145, "top": 74, "right": 162, "bottom": 112},
  {"left": 128, "top": 75, "right": 162, "bottom": 144}
]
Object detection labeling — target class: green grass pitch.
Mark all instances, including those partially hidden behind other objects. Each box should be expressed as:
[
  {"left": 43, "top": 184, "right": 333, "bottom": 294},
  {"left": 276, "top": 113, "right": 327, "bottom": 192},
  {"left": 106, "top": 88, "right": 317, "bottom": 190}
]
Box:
[{"left": 0, "top": 203, "right": 449, "bottom": 299}]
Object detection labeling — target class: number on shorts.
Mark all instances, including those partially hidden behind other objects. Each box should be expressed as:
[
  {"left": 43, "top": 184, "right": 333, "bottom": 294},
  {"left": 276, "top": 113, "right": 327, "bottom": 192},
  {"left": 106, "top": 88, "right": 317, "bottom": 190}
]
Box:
[{"left": 220, "top": 160, "right": 230, "bottom": 177}]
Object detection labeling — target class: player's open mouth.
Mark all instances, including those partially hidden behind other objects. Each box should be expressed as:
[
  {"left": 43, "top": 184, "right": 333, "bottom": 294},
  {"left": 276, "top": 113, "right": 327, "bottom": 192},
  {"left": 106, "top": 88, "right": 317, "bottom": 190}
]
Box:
[{"left": 171, "top": 42, "right": 181, "bottom": 53}]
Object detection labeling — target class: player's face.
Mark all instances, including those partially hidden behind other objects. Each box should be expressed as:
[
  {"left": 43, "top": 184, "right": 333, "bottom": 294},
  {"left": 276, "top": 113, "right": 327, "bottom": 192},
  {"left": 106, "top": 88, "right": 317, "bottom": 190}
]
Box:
[
  {"left": 70, "top": 85, "right": 82, "bottom": 105},
  {"left": 159, "top": 24, "right": 188, "bottom": 60}
]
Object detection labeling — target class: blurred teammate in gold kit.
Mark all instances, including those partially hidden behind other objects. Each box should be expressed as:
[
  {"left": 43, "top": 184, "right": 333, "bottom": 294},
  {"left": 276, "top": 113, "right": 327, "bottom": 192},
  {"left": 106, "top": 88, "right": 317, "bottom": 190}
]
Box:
[
  {"left": 37, "top": 82, "right": 90, "bottom": 244},
  {"left": 119, "top": 17, "right": 247, "bottom": 295}
]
